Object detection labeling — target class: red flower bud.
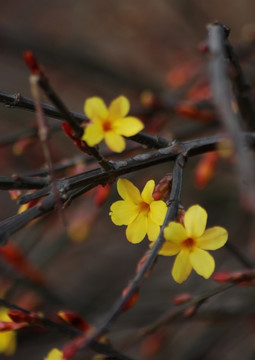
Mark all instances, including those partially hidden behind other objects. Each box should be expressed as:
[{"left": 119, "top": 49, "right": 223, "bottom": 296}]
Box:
[
  {"left": 183, "top": 305, "right": 197, "bottom": 318},
  {"left": 140, "top": 330, "right": 167, "bottom": 359},
  {"left": 175, "top": 101, "right": 213, "bottom": 122},
  {"left": 194, "top": 152, "right": 218, "bottom": 189},
  {"left": 172, "top": 292, "right": 192, "bottom": 305},
  {"left": 121, "top": 286, "right": 139, "bottom": 312},
  {"left": 23, "top": 51, "right": 43, "bottom": 76},
  {"left": 0, "top": 243, "right": 45, "bottom": 285},
  {"left": 62, "top": 122, "right": 90, "bottom": 154},
  {"left": 0, "top": 321, "right": 26, "bottom": 331},
  {"left": 153, "top": 174, "right": 173, "bottom": 201},
  {"left": 94, "top": 184, "right": 111, "bottom": 207},
  {"left": 8, "top": 309, "right": 42, "bottom": 324},
  {"left": 136, "top": 251, "right": 155, "bottom": 278},
  {"left": 212, "top": 271, "right": 230, "bottom": 283},
  {"left": 63, "top": 336, "right": 84, "bottom": 359},
  {"left": 58, "top": 311, "right": 91, "bottom": 332}
]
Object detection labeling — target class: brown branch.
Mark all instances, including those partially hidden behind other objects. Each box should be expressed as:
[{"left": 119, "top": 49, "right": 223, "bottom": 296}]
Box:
[
  {"left": 0, "top": 91, "right": 171, "bottom": 149},
  {"left": 207, "top": 23, "right": 255, "bottom": 212},
  {"left": 1, "top": 132, "right": 255, "bottom": 243},
  {"left": 30, "top": 74, "right": 66, "bottom": 227},
  {"left": 122, "top": 283, "right": 234, "bottom": 350},
  {"left": 0, "top": 299, "right": 135, "bottom": 360},
  {"left": 223, "top": 27, "right": 255, "bottom": 131},
  {"left": 0, "top": 175, "right": 49, "bottom": 190},
  {"left": 24, "top": 52, "right": 113, "bottom": 171},
  {"left": 63, "top": 154, "right": 185, "bottom": 357}
]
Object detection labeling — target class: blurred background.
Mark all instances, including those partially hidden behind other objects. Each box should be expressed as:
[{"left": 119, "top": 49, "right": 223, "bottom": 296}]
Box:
[{"left": 1, "top": 1, "right": 255, "bottom": 359}]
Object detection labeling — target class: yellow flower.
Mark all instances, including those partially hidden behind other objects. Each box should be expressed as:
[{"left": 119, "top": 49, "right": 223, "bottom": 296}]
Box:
[
  {"left": 82, "top": 96, "right": 144, "bottom": 152},
  {"left": 44, "top": 348, "right": 64, "bottom": 360},
  {"left": 159, "top": 205, "right": 228, "bottom": 283},
  {"left": 110, "top": 178, "right": 167, "bottom": 243},
  {"left": 0, "top": 307, "right": 17, "bottom": 356}
]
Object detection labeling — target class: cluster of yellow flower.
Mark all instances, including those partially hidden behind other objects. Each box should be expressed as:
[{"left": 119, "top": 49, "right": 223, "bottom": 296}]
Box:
[
  {"left": 0, "top": 96, "right": 228, "bottom": 358},
  {"left": 81, "top": 95, "right": 228, "bottom": 284},
  {"left": 110, "top": 178, "right": 228, "bottom": 284}
]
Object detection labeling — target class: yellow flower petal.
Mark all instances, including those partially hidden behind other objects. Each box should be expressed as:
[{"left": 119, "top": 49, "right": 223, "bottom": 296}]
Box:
[
  {"left": 114, "top": 116, "right": 144, "bottom": 136},
  {"left": 198, "top": 226, "right": 228, "bottom": 250},
  {"left": 44, "top": 348, "right": 63, "bottom": 360},
  {"left": 126, "top": 212, "right": 147, "bottom": 243},
  {"left": 189, "top": 248, "right": 215, "bottom": 279},
  {"left": 158, "top": 241, "right": 180, "bottom": 256},
  {"left": 149, "top": 200, "right": 167, "bottom": 225},
  {"left": 105, "top": 131, "right": 125, "bottom": 152},
  {"left": 172, "top": 249, "right": 192, "bottom": 283},
  {"left": 141, "top": 180, "right": 155, "bottom": 203},
  {"left": 163, "top": 222, "right": 187, "bottom": 243},
  {"left": 184, "top": 205, "right": 207, "bottom": 238},
  {"left": 0, "top": 308, "right": 16, "bottom": 355},
  {"left": 0, "top": 332, "right": 16, "bottom": 355},
  {"left": 147, "top": 217, "right": 160, "bottom": 241},
  {"left": 82, "top": 123, "right": 104, "bottom": 146},
  {"left": 108, "top": 95, "right": 130, "bottom": 119},
  {"left": 117, "top": 178, "right": 141, "bottom": 203},
  {"left": 84, "top": 97, "right": 108, "bottom": 121},
  {"left": 109, "top": 200, "right": 139, "bottom": 225}
]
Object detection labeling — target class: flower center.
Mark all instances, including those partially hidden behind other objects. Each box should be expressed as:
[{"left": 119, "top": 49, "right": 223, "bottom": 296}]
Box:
[
  {"left": 103, "top": 119, "right": 113, "bottom": 132},
  {"left": 182, "top": 237, "right": 196, "bottom": 250},
  {"left": 139, "top": 201, "right": 150, "bottom": 214}
]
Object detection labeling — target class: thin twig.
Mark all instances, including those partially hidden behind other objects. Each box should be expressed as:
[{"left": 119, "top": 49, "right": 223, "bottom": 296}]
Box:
[
  {"left": 0, "top": 299, "right": 135, "bottom": 360},
  {"left": 0, "top": 184, "right": 95, "bottom": 245},
  {"left": 121, "top": 282, "right": 235, "bottom": 350},
  {"left": 0, "top": 91, "right": 171, "bottom": 149},
  {"left": 30, "top": 74, "right": 66, "bottom": 227},
  {"left": 64, "top": 154, "right": 185, "bottom": 357},
  {"left": 1, "top": 132, "right": 255, "bottom": 243},
  {"left": 24, "top": 52, "right": 113, "bottom": 171}
]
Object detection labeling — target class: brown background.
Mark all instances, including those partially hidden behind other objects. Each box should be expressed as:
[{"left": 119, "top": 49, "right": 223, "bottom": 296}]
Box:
[{"left": 1, "top": 1, "right": 255, "bottom": 359}]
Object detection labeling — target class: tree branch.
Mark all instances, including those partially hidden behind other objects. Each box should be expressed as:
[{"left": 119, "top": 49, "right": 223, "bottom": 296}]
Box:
[
  {"left": 0, "top": 299, "right": 135, "bottom": 360},
  {"left": 207, "top": 23, "right": 255, "bottom": 211},
  {"left": 63, "top": 154, "right": 185, "bottom": 357}
]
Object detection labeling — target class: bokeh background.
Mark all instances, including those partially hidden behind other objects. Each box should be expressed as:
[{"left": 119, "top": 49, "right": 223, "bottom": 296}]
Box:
[{"left": 1, "top": 1, "right": 255, "bottom": 359}]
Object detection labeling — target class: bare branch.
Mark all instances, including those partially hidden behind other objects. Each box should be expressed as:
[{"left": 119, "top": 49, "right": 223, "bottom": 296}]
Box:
[{"left": 207, "top": 23, "right": 255, "bottom": 211}]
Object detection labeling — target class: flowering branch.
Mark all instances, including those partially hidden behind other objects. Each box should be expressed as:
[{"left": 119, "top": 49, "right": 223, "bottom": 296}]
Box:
[
  {"left": 0, "top": 21, "right": 255, "bottom": 359},
  {"left": 0, "top": 299, "right": 135, "bottom": 360},
  {"left": 1, "top": 132, "right": 255, "bottom": 244},
  {"left": 0, "top": 90, "right": 172, "bottom": 150},
  {"left": 62, "top": 154, "right": 185, "bottom": 357},
  {"left": 24, "top": 51, "right": 114, "bottom": 172}
]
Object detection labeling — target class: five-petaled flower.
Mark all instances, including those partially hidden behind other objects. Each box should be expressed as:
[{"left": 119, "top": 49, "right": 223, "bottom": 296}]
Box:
[
  {"left": 110, "top": 178, "right": 167, "bottom": 243},
  {"left": 0, "top": 307, "right": 17, "bottom": 356},
  {"left": 82, "top": 96, "right": 144, "bottom": 153},
  {"left": 157, "top": 205, "right": 228, "bottom": 283}
]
